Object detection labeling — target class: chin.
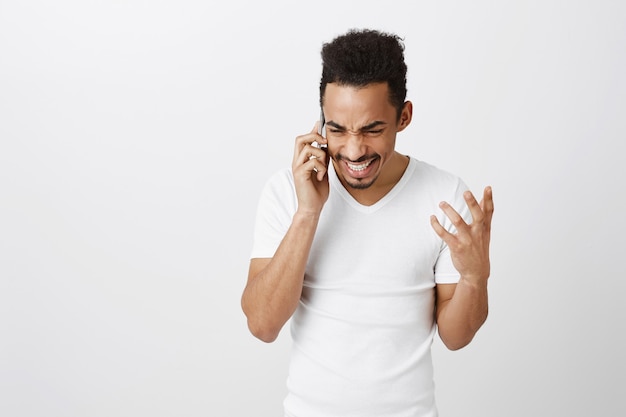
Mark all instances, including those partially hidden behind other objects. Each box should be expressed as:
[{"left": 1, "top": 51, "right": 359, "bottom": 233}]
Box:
[{"left": 344, "top": 176, "right": 378, "bottom": 190}]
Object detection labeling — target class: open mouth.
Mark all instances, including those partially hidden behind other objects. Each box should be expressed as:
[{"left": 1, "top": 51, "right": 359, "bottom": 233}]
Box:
[
  {"left": 340, "top": 156, "right": 380, "bottom": 180},
  {"left": 347, "top": 159, "right": 374, "bottom": 172}
]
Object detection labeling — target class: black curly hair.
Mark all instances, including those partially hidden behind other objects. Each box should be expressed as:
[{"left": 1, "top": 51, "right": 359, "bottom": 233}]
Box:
[{"left": 319, "top": 29, "right": 408, "bottom": 120}]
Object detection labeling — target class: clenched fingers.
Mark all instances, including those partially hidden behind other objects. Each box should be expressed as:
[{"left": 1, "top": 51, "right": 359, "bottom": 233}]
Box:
[
  {"left": 292, "top": 123, "right": 328, "bottom": 166},
  {"left": 293, "top": 124, "right": 329, "bottom": 181}
]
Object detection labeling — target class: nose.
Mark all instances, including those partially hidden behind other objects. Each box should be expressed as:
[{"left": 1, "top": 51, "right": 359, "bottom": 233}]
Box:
[{"left": 342, "top": 133, "right": 367, "bottom": 161}]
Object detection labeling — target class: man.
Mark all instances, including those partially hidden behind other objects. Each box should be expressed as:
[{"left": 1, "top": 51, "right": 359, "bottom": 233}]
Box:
[{"left": 241, "top": 29, "right": 494, "bottom": 417}]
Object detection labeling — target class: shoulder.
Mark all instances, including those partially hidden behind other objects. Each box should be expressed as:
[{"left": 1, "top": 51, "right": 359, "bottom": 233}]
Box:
[
  {"left": 410, "top": 158, "right": 459, "bottom": 181},
  {"left": 261, "top": 167, "right": 295, "bottom": 195},
  {"left": 407, "top": 157, "right": 467, "bottom": 193},
  {"left": 257, "top": 167, "right": 297, "bottom": 212},
  {"left": 406, "top": 157, "right": 471, "bottom": 220}
]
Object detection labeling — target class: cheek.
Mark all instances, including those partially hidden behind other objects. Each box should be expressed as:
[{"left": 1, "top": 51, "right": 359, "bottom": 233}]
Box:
[
  {"left": 324, "top": 142, "right": 338, "bottom": 159},
  {"left": 327, "top": 148, "right": 339, "bottom": 162},
  {"left": 377, "top": 137, "right": 396, "bottom": 155}
]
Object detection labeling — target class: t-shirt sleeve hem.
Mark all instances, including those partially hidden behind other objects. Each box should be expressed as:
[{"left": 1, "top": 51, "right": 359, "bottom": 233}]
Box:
[
  {"left": 434, "top": 273, "right": 461, "bottom": 284},
  {"left": 249, "top": 250, "right": 275, "bottom": 260}
]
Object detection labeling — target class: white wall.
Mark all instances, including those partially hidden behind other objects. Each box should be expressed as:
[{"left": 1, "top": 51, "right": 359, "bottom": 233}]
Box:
[{"left": 1, "top": 1, "right": 624, "bottom": 416}]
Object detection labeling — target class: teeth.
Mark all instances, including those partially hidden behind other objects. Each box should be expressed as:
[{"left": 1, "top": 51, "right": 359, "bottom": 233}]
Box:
[{"left": 347, "top": 160, "right": 372, "bottom": 171}]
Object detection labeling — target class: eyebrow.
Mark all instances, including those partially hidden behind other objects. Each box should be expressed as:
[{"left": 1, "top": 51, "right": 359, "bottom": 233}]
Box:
[{"left": 325, "top": 120, "right": 387, "bottom": 132}]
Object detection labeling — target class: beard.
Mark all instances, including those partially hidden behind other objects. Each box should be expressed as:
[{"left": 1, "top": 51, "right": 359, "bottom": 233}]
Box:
[
  {"left": 331, "top": 153, "right": 381, "bottom": 190},
  {"left": 344, "top": 177, "right": 378, "bottom": 189}
]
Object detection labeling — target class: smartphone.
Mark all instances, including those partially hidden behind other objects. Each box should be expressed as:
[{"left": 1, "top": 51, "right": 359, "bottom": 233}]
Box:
[{"left": 317, "top": 108, "right": 327, "bottom": 149}]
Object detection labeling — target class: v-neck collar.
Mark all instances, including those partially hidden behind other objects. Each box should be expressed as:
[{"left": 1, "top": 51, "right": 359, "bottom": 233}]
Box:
[{"left": 329, "top": 156, "right": 415, "bottom": 214}]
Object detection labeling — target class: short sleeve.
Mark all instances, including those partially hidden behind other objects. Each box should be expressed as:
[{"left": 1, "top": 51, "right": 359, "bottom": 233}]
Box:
[{"left": 249, "top": 169, "right": 298, "bottom": 259}]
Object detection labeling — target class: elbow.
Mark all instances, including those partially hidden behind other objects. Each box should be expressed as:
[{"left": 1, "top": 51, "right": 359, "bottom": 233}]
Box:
[
  {"left": 441, "top": 335, "right": 473, "bottom": 351},
  {"left": 241, "top": 298, "right": 281, "bottom": 343},
  {"left": 246, "top": 317, "right": 281, "bottom": 343},
  {"left": 439, "top": 311, "right": 488, "bottom": 351}
]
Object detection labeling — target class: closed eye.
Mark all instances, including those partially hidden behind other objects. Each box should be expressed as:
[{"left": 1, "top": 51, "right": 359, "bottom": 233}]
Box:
[
  {"left": 363, "top": 129, "right": 385, "bottom": 137},
  {"left": 325, "top": 120, "right": 387, "bottom": 137},
  {"left": 327, "top": 128, "right": 384, "bottom": 137}
]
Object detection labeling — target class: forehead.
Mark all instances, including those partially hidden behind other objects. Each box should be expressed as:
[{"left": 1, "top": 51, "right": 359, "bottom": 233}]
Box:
[{"left": 322, "top": 82, "right": 395, "bottom": 126}]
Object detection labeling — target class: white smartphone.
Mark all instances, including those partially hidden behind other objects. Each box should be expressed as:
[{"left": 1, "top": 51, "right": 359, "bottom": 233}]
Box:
[{"left": 318, "top": 108, "right": 327, "bottom": 149}]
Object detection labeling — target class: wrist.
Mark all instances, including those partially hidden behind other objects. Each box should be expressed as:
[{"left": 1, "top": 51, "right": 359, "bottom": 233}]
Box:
[
  {"left": 293, "top": 209, "right": 322, "bottom": 224},
  {"left": 458, "top": 274, "right": 489, "bottom": 289}
]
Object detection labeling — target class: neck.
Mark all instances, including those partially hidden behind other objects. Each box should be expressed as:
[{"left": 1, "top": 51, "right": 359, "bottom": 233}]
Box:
[{"left": 342, "top": 152, "right": 409, "bottom": 206}]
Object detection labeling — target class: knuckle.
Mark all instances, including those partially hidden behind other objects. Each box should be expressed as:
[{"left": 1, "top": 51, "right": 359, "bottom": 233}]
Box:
[{"left": 450, "top": 217, "right": 465, "bottom": 227}]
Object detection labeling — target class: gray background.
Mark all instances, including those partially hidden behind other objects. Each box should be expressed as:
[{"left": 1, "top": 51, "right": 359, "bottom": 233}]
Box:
[{"left": 1, "top": 1, "right": 624, "bottom": 416}]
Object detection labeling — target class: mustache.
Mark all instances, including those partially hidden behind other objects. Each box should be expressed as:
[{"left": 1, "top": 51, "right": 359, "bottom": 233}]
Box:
[{"left": 333, "top": 153, "right": 380, "bottom": 163}]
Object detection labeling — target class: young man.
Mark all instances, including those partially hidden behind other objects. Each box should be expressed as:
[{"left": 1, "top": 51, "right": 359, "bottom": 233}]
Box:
[{"left": 242, "top": 29, "right": 494, "bottom": 417}]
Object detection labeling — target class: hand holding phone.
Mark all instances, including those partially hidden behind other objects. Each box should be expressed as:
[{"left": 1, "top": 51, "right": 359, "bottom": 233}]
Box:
[
  {"left": 291, "top": 114, "right": 331, "bottom": 214},
  {"left": 315, "top": 108, "right": 327, "bottom": 150},
  {"left": 318, "top": 108, "right": 326, "bottom": 138}
]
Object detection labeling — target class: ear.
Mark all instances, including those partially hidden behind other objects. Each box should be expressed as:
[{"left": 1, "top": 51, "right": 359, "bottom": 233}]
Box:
[{"left": 397, "top": 101, "right": 413, "bottom": 132}]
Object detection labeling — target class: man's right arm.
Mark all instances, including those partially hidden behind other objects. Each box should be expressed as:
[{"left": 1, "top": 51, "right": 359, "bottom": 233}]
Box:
[
  {"left": 241, "top": 211, "right": 321, "bottom": 343},
  {"left": 241, "top": 123, "right": 329, "bottom": 343}
]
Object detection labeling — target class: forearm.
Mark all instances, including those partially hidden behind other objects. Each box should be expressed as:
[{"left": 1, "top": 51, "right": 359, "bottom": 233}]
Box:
[
  {"left": 242, "top": 211, "right": 320, "bottom": 342},
  {"left": 436, "top": 277, "right": 489, "bottom": 350}
]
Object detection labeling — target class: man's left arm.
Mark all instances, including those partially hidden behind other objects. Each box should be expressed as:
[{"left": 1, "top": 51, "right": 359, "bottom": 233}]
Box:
[{"left": 431, "top": 186, "right": 494, "bottom": 350}]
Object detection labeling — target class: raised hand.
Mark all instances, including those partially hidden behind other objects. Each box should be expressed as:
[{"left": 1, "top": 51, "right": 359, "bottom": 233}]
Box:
[
  {"left": 291, "top": 123, "right": 331, "bottom": 216},
  {"left": 430, "top": 186, "right": 494, "bottom": 284}
]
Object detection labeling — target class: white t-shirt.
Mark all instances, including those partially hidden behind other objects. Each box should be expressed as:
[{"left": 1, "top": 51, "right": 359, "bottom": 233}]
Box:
[{"left": 251, "top": 157, "right": 470, "bottom": 417}]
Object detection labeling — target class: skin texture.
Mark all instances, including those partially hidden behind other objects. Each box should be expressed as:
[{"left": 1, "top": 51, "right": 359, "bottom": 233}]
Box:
[{"left": 241, "top": 82, "right": 494, "bottom": 348}]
